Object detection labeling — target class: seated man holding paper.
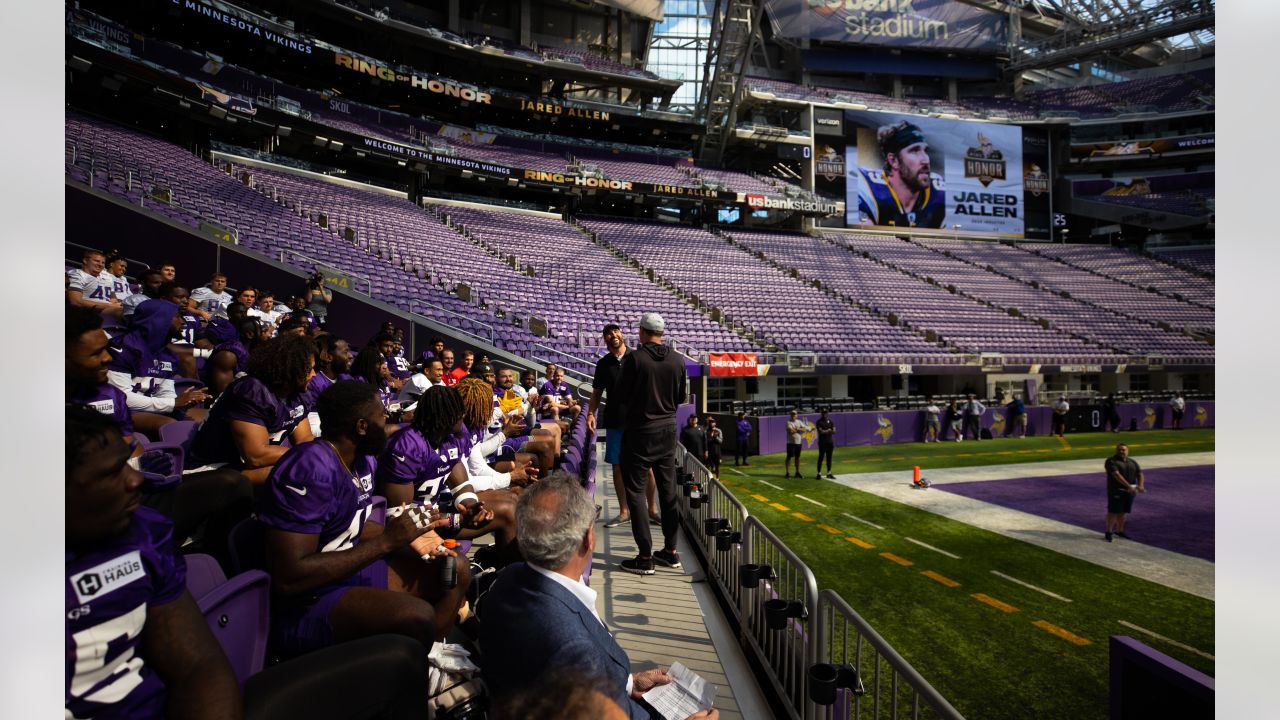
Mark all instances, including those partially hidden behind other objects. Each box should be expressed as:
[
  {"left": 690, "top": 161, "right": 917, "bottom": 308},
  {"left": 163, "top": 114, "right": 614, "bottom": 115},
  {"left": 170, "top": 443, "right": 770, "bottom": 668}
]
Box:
[{"left": 478, "top": 472, "right": 718, "bottom": 720}]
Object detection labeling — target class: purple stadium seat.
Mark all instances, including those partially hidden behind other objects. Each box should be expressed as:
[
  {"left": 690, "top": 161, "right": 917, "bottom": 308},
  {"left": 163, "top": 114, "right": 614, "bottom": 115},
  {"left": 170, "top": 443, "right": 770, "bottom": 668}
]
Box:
[
  {"left": 159, "top": 419, "right": 199, "bottom": 450},
  {"left": 197, "top": 569, "right": 271, "bottom": 687},
  {"left": 184, "top": 552, "right": 228, "bottom": 600}
]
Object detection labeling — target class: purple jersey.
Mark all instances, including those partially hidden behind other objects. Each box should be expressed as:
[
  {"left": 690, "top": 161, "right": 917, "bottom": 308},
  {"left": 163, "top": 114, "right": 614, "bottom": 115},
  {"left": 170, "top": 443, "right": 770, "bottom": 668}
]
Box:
[
  {"left": 189, "top": 375, "right": 308, "bottom": 468},
  {"left": 65, "top": 507, "right": 186, "bottom": 720},
  {"left": 736, "top": 419, "right": 752, "bottom": 440},
  {"left": 376, "top": 427, "right": 462, "bottom": 505},
  {"left": 257, "top": 442, "right": 376, "bottom": 553},
  {"left": 540, "top": 380, "right": 571, "bottom": 399},
  {"left": 203, "top": 316, "right": 237, "bottom": 345},
  {"left": 69, "top": 383, "right": 135, "bottom": 438},
  {"left": 385, "top": 352, "right": 413, "bottom": 380},
  {"left": 173, "top": 313, "right": 202, "bottom": 346}
]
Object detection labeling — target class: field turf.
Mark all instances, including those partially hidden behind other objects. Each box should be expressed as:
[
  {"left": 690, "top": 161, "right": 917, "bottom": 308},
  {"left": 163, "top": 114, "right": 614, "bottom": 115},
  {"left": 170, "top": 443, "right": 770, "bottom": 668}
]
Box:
[{"left": 717, "top": 429, "right": 1214, "bottom": 719}]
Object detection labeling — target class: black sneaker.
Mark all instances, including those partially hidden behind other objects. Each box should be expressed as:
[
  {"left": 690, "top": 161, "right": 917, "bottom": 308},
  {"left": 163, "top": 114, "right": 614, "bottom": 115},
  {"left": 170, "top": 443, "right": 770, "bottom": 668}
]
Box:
[
  {"left": 653, "top": 549, "right": 682, "bottom": 569},
  {"left": 826, "top": 473, "right": 835, "bottom": 480},
  {"left": 1105, "top": 532, "right": 1113, "bottom": 542},
  {"left": 1116, "top": 532, "right": 1132, "bottom": 540},
  {"left": 620, "top": 556, "right": 655, "bottom": 575}
]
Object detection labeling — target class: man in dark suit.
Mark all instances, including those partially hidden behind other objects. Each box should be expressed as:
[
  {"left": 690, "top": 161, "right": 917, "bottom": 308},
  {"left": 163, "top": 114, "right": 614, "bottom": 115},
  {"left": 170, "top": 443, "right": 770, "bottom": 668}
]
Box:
[{"left": 478, "top": 472, "right": 718, "bottom": 720}]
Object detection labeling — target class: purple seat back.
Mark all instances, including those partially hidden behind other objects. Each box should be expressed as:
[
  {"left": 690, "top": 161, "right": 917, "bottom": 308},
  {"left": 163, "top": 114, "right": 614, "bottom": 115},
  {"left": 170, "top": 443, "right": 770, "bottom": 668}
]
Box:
[
  {"left": 184, "top": 553, "right": 229, "bottom": 600},
  {"left": 197, "top": 570, "right": 271, "bottom": 687},
  {"left": 159, "top": 420, "right": 199, "bottom": 450}
]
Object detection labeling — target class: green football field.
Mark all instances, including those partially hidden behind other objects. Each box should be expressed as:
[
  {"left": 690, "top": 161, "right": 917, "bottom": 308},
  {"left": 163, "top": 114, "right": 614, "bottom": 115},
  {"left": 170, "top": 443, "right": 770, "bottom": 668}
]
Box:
[{"left": 716, "top": 429, "right": 1215, "bottom": 720}]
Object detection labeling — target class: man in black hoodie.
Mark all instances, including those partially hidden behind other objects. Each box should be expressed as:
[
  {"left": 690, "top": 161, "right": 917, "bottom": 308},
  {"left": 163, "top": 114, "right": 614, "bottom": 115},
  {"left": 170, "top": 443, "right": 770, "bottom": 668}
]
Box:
[{"left": 613, "top": 312, "right": 688, "bottom": 575}]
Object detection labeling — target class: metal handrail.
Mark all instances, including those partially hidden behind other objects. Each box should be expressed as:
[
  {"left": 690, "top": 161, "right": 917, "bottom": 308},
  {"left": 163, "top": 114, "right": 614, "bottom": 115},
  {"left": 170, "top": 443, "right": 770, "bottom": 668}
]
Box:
[
  {"left": 674, "top": 444, "right": 751, "bottom": 612},
  {"left": 816, "top": 590, "right": 965, "bottom": 719},
  {"left": 277, "top": 250, "right": 373, "bottom": 296},
  {"left": 741, "top": 516, "right": 821, "bottom": 720},
  {"left": 408, "top": 299, "right": 495, "bottom": 343},
  {"left": 67, "top": 156, "right": 240, "bottom": 245},
  {"left": 530, "top": 343, "right": 595, "bottom": 383}
]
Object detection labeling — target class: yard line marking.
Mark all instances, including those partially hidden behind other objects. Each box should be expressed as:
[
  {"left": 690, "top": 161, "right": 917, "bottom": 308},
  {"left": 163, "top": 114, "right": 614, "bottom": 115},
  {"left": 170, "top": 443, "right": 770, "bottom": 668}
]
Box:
[
  {"left": 880, "top": 552, "right": 913, "bottom": 567},
  {"left": 751, "top": 494, "right": 770, "bottom": 503},
  {"left": 795, "top": 494, "right": 827, "bottom": 507},
  {"left": 972, "top": 593, "right": 1019, "bottom": 613},
  {"left": 921, "top": 571, "right": 960, "bottom": 588},
  {"left": 1056, "top": 435, "right": 1072, "bottom": 450},
  {"left": 728, "top": 467, "right": 748, "bottom": 476},
  {"left": 845, "top": 537, "right": 874, "bottom": 549},
  {"left": 1118, "top": 621, "right": 1214, "bottom": 660},
  {"left": 991, "top": 571, "right": 1072, "bottom": 603},
  {"left": 1032, "top": 620, "right": 1091, "bottom": 646},
  {"left": 760, "top": 480, "right": 785, "bottom": 491},
  {"left": 904, "top": 537, "right": 961, "bottom": 560},
  {"left": 792, "top": 512, "right": 815, "bottom": 522},
  {"left": 841, "top": 513, "right": 885, "bottom": 530},
  {"left": 769, "top": 502, "right": 791, "bottom": 512},
  {"left": 817, "top": 524, "right": 843, "bottom": 535}
]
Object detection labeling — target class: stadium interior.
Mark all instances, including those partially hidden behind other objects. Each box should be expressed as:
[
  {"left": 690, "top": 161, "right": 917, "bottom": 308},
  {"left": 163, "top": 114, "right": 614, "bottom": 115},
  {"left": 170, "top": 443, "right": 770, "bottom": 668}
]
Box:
[{"left": 63, "top": 0, "right": 1216, "bottom": 717}]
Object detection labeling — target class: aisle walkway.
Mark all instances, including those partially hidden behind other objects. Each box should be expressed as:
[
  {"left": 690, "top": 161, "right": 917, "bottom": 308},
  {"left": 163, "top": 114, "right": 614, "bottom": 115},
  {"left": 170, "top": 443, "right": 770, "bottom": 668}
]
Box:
[
  {"left": 830, "top": 452, "right": 1215, "bottom": 600},
  {"left": 590, "top": 470, "right": 771, "bottom": 720}
]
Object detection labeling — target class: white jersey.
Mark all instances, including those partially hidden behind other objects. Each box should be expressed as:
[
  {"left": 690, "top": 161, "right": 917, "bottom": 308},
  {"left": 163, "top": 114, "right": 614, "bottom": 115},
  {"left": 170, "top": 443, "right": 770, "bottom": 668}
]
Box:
[
  {"left": 101, "top": 271, "right": 133, "bottom": 301},
  {"left": 191, "top": 287, "right": 234, "bottom": 318},
  {"left": 67, "top": 268, "right": 111, "bottom": 303}
]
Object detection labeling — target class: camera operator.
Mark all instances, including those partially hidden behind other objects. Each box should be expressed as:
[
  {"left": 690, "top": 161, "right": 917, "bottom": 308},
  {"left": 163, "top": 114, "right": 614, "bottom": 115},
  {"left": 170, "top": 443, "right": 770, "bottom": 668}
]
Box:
[{"left": 304, "top": 272, "right": 333, "bottom": 328}]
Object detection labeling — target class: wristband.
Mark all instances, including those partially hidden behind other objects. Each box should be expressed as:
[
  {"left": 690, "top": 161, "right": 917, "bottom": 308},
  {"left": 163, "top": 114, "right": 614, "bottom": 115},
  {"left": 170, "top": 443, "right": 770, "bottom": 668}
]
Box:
[
  {"left": 193, "top": 347, "right": 212, "bottom": 359},
  {"left": 454, "top": 492, "right": 479, "bottom": 512}
]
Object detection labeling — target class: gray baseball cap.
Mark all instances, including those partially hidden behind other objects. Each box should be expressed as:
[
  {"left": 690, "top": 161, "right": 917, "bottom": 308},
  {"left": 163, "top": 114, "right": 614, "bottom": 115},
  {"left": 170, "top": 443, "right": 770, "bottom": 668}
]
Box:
[{"left": 639, "top": 312, "right": 666, "bottom": 333}]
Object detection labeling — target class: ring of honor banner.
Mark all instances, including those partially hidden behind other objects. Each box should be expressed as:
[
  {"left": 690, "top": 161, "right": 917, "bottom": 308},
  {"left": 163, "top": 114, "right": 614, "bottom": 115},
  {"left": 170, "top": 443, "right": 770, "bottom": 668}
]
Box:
[
  {"left": 765, "top": 0, "right": 1007, "bottom": 52},
  {"left": 843, "top": 110, "right": 1024, "bottom": 237}
]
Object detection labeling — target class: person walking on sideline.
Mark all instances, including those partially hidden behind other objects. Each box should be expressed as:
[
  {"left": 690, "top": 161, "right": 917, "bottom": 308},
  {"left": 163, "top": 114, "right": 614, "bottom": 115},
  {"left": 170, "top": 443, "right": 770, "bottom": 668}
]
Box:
[
  {"left": 1104, "top": 442, "right": 1145, "bottom": 542},
  {"left": 734, "top": 412, "right": 752, "bottom": 466},
  {"left": 785, "top": 411, "right": 805, "bottom": 479},
  {"left": 962, "top": 394, "right": 986, "bottom": 441}
]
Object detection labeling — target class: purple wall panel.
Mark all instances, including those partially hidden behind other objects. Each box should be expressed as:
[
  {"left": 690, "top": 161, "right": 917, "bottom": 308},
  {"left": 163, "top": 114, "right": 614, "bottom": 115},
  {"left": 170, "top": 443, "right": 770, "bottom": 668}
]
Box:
[{"left": 755, "top": 402, "right": 1214, "bottom": 453}]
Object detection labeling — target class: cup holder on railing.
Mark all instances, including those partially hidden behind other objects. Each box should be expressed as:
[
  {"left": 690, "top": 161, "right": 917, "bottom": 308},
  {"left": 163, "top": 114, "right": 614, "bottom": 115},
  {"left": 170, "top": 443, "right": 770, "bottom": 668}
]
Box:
[
  {"left": 807, "top": 663, "right": 865, "bottom": 704},
  {"left": 763, "top": 598, "right": 809, "bottom": 631}
]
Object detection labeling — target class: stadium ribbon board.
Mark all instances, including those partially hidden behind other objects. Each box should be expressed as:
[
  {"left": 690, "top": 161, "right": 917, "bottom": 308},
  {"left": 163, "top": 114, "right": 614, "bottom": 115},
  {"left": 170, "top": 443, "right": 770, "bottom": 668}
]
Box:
[
  {"left": 765, "top": 0, "right": 1008, "bottom": 52},
  {"left": 844, "top": 110, "right": 1025, "bottom": 237}
]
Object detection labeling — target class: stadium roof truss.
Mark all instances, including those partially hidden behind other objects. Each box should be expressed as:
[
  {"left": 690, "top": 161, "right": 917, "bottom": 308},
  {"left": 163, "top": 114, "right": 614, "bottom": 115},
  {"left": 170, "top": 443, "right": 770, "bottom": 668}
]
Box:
[{"left": 1001, "top": 0, "right": 1214, "bottom": 73}]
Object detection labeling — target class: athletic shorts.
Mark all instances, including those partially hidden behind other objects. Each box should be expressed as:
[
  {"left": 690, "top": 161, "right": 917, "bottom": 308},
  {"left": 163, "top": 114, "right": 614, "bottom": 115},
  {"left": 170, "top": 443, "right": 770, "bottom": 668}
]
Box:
[
  {"left": 786, "top": 443, "right": 801, "bottom": 459},
  {"left": 925, "top": 418, "right": 940, "bottom": 428},
  {"left": 1014, "top": 414, "right": 1028, "bottom": 426},
  {"left": 271, "top": 559, "right": 389, "bottom": 658},
  {"left": 1107, "top": 492, "right": 1135, "bottom": 514},
  {"left": 604, "top": 429, "right": 624, "bottom": 465}
]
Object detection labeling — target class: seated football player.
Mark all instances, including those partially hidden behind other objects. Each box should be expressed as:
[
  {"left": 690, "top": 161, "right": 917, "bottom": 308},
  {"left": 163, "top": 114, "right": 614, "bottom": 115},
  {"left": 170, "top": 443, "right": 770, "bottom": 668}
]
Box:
[
  {"left": 258, "top": 381, "right": 470, "bottom": 658},
  {"left": 457, "top": 377, "right": 535, "bottom": 479},
  {"left": 376, "top": 386, "right": 520, "bottom": 557},
  {"left": 351, "top": 346, "right": 397, "bottom": 411},
  {"left": 188, "top": 334, "right": 316, "bottom": 485},
  {"left": 67, "top": 306, "right": 139, "bottom": 445},
  {"left": 202, "top": 313, "right": 262, "bottom": 400},
  {"left": 121, "top": 268, "right": 165, "bottom": 321},
  {"left": 106, "top": 299, "right": 210, "bottom": 430},
  {"left": 65, "top": 406, "right": 243, "bottom": 720}
]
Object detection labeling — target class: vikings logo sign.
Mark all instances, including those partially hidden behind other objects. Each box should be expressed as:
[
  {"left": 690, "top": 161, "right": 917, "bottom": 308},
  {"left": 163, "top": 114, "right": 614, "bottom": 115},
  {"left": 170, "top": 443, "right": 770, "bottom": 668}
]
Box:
[
  {"left": 1143, "top": 406, "right": 1157, "bottom": 429},
  {"left": 989, "top": 411, "right": 1006, "bottom": 436},
  {"left": 1194, "top": 405, "right": 1208, "bottom": 426},
  {"left": 800, "top": 421, "right": 819, "bottom": 448},
  {"left": 964, "top": 133, "right": 1006, "bottom": 188},
  {"left": 873, "top": 415, "right": 894, "bottom": 443}
]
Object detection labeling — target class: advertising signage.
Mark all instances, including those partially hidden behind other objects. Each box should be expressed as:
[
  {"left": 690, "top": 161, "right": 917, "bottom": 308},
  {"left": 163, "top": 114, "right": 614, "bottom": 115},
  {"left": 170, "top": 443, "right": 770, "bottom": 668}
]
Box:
[
  {"left": 843, "top": 110, "right": 1024, "bottom": 237},
  {"left": 765, "top": 0, "right": 1008, "bottom": 53}
]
